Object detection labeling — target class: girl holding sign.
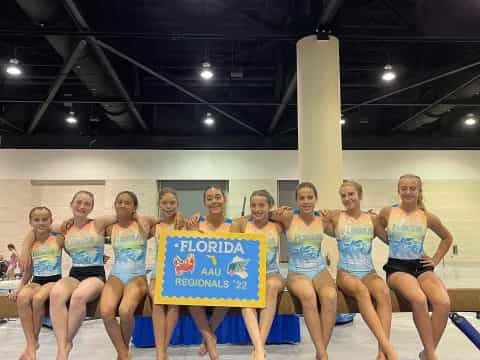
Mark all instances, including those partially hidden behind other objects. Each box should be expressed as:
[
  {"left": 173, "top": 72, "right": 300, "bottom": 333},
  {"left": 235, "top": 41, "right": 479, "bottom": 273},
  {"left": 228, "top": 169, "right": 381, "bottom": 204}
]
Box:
[
  {"left": 99, "top": 191, "right": 153, "bottom": 360},
  {"left": 323, "top": 181, "right": 398, "bottom": 360},
  {"left": 376, "top": 175, "right": 452, "bottom": 360},
  {"left": 270, "top": 182, "right": 337, "bottom": 360},
  {"left": 231, "top": 190, "right": 284, "bottom": 360},
  {"left": 150, "top": 188, "right": 185, "bottom": 360},
  {"left": 9, "top": 206, "right": 63, "bottom": 360},
  {"left": 187, "top": 185, "right": 232, "bottom": 360}
]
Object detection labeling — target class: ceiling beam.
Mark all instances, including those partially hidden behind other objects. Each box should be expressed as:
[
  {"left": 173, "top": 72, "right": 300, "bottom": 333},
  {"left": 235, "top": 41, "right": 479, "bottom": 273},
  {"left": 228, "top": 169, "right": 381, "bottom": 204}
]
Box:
[
  {"left": 0, "top": 116, "right": 23, "bottom": 133},
  {"left": 343, "top": 57, "right": 480, "bottom": 113},
  {"left": 268, "top": 73, "right": 297, "bottom": 134},
  {"left": 61, "top": 0, "right": 149, "bottom": 132},
  {"left": 3, "top": 98, "right": 480, "bottom": 108},
  {"left": 4, "top": 28, "right": 480, "bottom": 43},
  {"left": 316, "top": 0, "right": 344, "bottom": 30},
  {"left": 2, "top": 133, "right": 480, "bottom": 150},
  {"left": 393, "top": 72, "right": 480, "bottom": 131},
  {"left": 97, "top": 40, "right": 264, "bottom": 136},
  {"left": 27, "top": 40, "right": 87, "bottom": 134},
  {"left": 0, "top": 134, "right": 293, "bottom": 149}
]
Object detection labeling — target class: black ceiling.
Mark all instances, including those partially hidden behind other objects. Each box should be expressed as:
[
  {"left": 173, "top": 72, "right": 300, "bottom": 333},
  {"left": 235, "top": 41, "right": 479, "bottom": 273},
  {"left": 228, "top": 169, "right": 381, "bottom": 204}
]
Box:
[{"left": 1, "top": 0, "right": 480, "bottom": 149}]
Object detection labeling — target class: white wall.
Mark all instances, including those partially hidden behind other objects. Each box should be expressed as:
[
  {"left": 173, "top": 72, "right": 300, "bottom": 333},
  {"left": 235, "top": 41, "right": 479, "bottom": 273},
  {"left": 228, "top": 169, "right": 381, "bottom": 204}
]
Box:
[
  {"left": 1, "top": 149, "right": 480, "bottom": 180},
  {"left": 1, "top": 149, "right": 479, "bottom": 263}
]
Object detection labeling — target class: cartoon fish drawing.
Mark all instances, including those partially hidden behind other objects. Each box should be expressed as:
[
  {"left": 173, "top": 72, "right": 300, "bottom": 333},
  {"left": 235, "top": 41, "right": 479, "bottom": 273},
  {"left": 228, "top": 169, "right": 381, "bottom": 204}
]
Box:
[
  {"left": 173, "top": 253, "right": 195, "bottom": 276},
  {"left": 227, "top": 256, "right": 249, "bottom": 279}
]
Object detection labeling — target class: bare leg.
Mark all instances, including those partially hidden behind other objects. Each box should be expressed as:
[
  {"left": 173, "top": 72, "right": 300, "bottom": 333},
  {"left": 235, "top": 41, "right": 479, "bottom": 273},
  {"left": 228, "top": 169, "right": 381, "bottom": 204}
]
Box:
[
  {"left": 287, "top": 273, "right": 327, "bottom": 360},
  {"left": 151, "top": 279, "right": 167, "bottom": 360},
  {"left": 67, "top": 277, "right": 105, "bottom": 345},
  {"left": 189, "top": 306, "right": 218, "bottom": 360},
  {"left": 152, "top": 303, "right": 167, "bottom": 360},
  {"left": 152, "top": 303, "right": 179, "bottom": 360},
  {"left": 30, "top": 283, "right": 56, "bottom": 357},
  {"left": 337, "top": 270, "right": 397, "bottom": 360},
  {"left": 150, "top": 279, "right": 179, "bottom": 360},
  {"left": 259, "top": 274, "right": 285, "bottom": 344},
  {"left": 242, "top": 308, "right": 265, "bottom": 360},
  {"left": 313, "top": 270, "right": 337, "bottom": 347},
  {"left": 17, "top": 285, "right": 40, "bottom": 360},
  {"left": 198, "top": 307, "right": 229, "bottom": 357},
  {"left": 164, "top": 305, "right": 179, "bottom": 347},
  {"left": 100, "top": 276, "right": 128, "bottom": 360},
  {"left": 118, "top": 276, "right": 148, "bottom": 351},
  {"left": 49, "top": 277, "right": 79, "bottom": 360},
  {"left": 388, "top": 273, "right": 437, "bottom": 360},
  {"left": 418, "top": 272, "right": 450, "bottom": 349},
  {"left": 363, "top": 273, "right": 392, "bottom": 360}
]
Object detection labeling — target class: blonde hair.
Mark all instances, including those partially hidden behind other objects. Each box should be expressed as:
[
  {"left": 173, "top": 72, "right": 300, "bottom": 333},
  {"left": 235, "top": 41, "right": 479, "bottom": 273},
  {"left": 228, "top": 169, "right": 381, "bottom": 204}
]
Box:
[
  {"left": 71, "top": 190, "right": 94, "bottom": 208},
  {"left": 159, "top": 187, "right": 178, "bottom": 203},
  {"left": 250, "top": 189, "right": 275, "bottom": 207},
  {"left": 398, "top": 174, "right": 426, "bottom": 211},
  {"left": 340, "top": 180, "right": 363, "bottom": 200}
]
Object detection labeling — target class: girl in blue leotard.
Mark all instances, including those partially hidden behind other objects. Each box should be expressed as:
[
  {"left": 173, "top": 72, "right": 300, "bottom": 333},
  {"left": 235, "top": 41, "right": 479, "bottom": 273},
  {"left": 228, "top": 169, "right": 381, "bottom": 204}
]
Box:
[
  {"left": 377, "top": 175, "right": 453, "bottom": 360},
  {"left": 99, "top": 191, "right": 152, "bottom": 360},
  {"left": 324, "top": 181, "right": 397, "bottom": 360},
  {"left": 270, "top": 182, "right": 336, "bottom": 360},
  {"left": 149, "top": 188, "right": 185, "bottom": 360}
]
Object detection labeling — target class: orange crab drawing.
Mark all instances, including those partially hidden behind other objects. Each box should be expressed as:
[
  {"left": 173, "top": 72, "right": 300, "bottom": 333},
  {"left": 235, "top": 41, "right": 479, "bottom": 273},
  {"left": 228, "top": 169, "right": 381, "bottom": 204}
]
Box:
[{"left": 173, "top": 253, "right": 195, "bottom": 276}]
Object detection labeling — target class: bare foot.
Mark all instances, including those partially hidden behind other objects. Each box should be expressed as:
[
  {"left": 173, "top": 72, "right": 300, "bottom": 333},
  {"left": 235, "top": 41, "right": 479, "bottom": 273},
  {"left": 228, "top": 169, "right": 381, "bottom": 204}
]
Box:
[
  {"left": 316, "top": 352, "right": 328, "bottom": 360},
  {"left": 155, "top": 350, "right": 168, "bottom": 360},
  {"left": 204, "top": 335, "right": 219, "bottom": 360},
  {"left": 26, "top": 346, "right": 37, "bottom": 360},
  {"left": 56, "top": 342, "right": 73, "bottom": 360},
  {"left": 376, "top": 352, "right": 386, "bottom": 360},
  {"left": 420, "top": 350, "right": 439, "bottom": 360},
  {"left": 385, "top": 349, "right": 398, "bottom": 360},
  {"left": 198, "top": 339, "right": 208, "bottom": 357},
  {"left": 251, "top": 348, "right": 266, "bottom": 360}
]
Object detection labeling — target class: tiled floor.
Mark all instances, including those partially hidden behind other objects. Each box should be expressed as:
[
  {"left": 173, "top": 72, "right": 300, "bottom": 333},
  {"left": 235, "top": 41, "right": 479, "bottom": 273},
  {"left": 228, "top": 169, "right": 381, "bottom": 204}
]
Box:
[{"left": 1, "top": 261, "right": 478, "bottom": 359}]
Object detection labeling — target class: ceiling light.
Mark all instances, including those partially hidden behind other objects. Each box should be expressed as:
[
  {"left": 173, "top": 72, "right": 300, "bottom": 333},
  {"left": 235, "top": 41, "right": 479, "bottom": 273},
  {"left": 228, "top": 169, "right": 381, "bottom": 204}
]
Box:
[
  {"left": 381, "top": 64, "right": 396, "bottom": 82},
  {"left": 204, "top": 112, "right": 215, "bottom": 126},
  {"left": 65, "top": 111, "right": 77, "bottom": 124},
  {"left": 5, "top": 58, "right": 22, "bottom": 76},
  {"left": 340, "top": 114, "right": 346, "bottom": 125},
  {"left": 464, "top": 114, "right": 477, "bottom": 126},
  {"left": 200, "top": 62, "right": 214, "bottom": 80}
]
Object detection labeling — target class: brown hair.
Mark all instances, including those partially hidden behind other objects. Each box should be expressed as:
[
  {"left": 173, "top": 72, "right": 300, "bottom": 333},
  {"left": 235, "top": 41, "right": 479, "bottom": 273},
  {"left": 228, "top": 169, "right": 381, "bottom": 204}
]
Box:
[
  {"left": 340, "top": 180, "right": 363, "bottom": 200},
  {"left": 71, "top": 190, "right": 95, "bottom": 208},
  {"left": 295, "top": 182, "right": 318, "bottom": 200},
  {"left": 115, "top": 191, "right": 139, "bottom": 209},
  {"left": 28, "top": 206, "right": 53, "bottom": 221},
  {"left": 203, "top": 186, "right": 226, "bottom": 202},
  {"left": 159, "top": 187, "right": 178, "bottom": 202},
  {"left": 398, "top": 174, "right": 426, "bottom": 211},
  {"left": 250, "top": 189, "right": 275, "bottom": 207}
]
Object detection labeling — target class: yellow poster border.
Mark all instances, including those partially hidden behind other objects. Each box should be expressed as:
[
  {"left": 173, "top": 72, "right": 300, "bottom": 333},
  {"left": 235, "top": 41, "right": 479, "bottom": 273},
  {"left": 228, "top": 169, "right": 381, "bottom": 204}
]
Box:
[{"left": 154, "top": 230, "right": 266, "bottom": 308}]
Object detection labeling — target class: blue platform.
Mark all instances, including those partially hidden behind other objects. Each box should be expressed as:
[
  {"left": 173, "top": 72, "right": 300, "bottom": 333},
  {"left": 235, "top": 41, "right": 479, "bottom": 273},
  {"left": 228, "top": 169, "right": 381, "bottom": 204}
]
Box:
[{"left": 132, "top": 314, "right": 301, "bottom": 347}]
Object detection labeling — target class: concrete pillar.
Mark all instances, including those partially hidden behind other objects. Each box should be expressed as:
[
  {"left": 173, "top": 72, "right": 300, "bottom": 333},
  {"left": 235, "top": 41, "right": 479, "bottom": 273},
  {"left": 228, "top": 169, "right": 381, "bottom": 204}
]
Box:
[{"left": 297, "top": 35, "right": 343, "bottom": 270}]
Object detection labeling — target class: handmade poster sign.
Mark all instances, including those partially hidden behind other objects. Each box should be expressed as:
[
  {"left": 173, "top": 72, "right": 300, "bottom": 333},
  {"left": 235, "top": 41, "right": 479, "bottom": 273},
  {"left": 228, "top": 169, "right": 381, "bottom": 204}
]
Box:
[{"left": 154, "top": 230, "right": 266, "bottom": 308}]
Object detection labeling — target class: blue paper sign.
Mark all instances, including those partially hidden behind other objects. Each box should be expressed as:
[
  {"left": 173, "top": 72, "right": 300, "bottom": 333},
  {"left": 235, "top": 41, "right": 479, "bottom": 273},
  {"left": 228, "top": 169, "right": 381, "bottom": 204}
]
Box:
[{"left": 154, "top": 230, "right": 266, "bottom": 308}]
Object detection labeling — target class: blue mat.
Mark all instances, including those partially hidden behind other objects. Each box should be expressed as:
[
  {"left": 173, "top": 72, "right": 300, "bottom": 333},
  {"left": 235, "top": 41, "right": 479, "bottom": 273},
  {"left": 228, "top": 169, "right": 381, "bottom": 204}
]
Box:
[{"left": 132, "top": 314, "right": 301, "bottom": 347}]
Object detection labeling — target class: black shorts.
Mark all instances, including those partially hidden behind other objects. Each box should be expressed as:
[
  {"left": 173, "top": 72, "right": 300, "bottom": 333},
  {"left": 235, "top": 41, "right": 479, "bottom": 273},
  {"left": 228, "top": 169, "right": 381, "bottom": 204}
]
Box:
[
  {"left": 32, "top": 274, "right": 62, "bottom": 286},
  {"left": 383, "top": 258, "right": 434, "bottom": 278},
  {"left": 69, "top": 266, "right": 106, "bottom": 282}
]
